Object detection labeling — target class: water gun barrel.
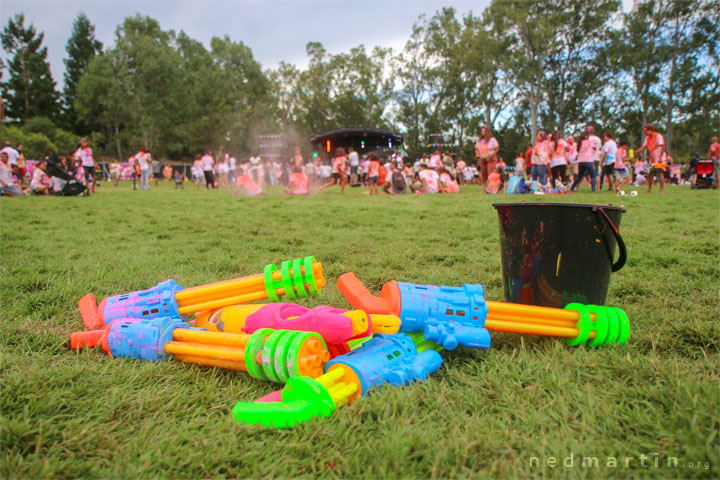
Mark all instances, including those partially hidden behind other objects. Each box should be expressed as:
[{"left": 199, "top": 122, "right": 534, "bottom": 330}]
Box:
[
  {"left": 175, "top": 257, "right": 325, "bottom": 314},
  {"left": 338, "top": 272, "right": 629, "bottom": 348},
  {"left": 79, "top": 257, "right": 325, "bottom": 328}
]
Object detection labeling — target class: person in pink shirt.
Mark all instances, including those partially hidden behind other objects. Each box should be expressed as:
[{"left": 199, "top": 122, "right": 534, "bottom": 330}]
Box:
[
  {"left": 514, "top": 153, "right": 525, "bottom": 178},
  {"left": 283, "top": 167, "right": 310, "bottom": 195},
  {"left": 475, "top": 126, "right": 499, "bottom": 186},
  {"left": 428, "top": 151, "right": 442, "bottom": 171},
  {"left": 234, "top": 166, "right": 264, "bottom": 196},
  {"left": 634, "top": 124, "right": 666, "bottom": 193},
  {"left": 570, "top": 130, "right": 597, "bottom": 192},
  {"left": 319, "top": 147, "right": 347, "bottom": 193},
  {"left": 366, "top": 151, "right": 380, "bottom": 195},
  {"left": 565, "top": 135, "right": 578, "bottom": 182},
  {"left": 531, "top": 130, "right": 550, "bottom": 186},
  {"left": 549, "top": 130, "right": 569, "bottom": 186}
]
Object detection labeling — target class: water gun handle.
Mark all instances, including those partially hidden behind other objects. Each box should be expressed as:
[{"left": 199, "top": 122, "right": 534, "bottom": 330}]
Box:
[
  {"left": 70, "top": 329, "right": 105, "bottom": 349},
  {"left": 337, "top": 272, "right": 393, "bottom": 314}
]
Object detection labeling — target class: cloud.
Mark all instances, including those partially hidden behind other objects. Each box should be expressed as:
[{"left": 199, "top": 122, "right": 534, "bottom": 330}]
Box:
[{"left": 1, "top": 0, "right": 484, "bottom": 88}]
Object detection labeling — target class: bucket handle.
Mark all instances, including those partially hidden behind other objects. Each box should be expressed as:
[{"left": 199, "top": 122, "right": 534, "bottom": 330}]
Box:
[{"left": 593, "top": 207, "right": 627, "bottom": 272}]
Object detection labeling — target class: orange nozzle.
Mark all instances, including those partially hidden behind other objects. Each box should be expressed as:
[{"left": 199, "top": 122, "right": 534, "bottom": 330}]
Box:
[
  {"left": 70, "top": 329, "right": 105, "bottom": 350},
  {"left": 336, "top": 272, "right": 402, "bottom": 315}
]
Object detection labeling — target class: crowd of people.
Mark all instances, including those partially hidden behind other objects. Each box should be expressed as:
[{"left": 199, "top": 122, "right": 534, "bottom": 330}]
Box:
[
  {"left": 0, "top": 138, "right": 100, "bottom": 196},
  {"left": 1, "top": 128, "right": 718, "bottom": 197},
  {"left": 474, "top": 125, "right": 720, "bottom": 195}
]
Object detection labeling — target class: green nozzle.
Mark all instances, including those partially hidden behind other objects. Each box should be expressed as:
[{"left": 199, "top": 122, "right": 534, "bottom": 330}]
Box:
[
  {"left": 263, "top": 256, "right": 321, "bottom": 302},
  {"left": 564, "top": 304, "right": 630, "bottom": 347}
]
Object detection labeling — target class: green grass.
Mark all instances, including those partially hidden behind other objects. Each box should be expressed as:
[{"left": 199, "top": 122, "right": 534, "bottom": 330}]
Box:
[{"left": 1, "top": 181, "right": 718, "bottom": 479}]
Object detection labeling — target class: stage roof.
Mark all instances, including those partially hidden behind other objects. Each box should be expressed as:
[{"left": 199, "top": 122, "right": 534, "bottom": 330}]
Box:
[{"left": 309, "top": 127, "right": 404, "bottom": 145}]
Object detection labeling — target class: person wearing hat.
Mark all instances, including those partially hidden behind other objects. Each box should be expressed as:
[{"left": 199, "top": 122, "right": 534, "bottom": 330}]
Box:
[{"left": 74, "top": 138, "right": 99, "bottom": 193}]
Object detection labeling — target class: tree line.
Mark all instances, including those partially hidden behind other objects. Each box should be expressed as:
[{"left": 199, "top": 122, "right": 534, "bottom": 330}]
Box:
[{"left": 1, "top": 0, "right": 718, "bottom": 162}]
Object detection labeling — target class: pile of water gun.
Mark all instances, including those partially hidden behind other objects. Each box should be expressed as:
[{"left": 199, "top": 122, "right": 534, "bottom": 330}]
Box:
[{"left": 70, "top": 256, "right": 630, "bottom": 428}]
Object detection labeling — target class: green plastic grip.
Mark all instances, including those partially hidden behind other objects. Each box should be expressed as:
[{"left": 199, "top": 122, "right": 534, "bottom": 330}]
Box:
[
  {"left": 232, "top": 376, "right": 336, "bottom": 428},
  {"left": 263, "top": 256, "right": 321, "bottom": 302},
  {"left": 564, "top": 303, "right": 630, "bottom": 347}
]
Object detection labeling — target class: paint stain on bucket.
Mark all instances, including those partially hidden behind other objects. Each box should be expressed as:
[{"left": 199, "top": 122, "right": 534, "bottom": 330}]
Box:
[{"left": 556, "top": 253, "right": 562, "bottom": 277}]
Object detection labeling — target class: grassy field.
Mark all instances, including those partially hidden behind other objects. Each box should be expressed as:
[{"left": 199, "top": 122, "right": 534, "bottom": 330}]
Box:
[{"left": 1, "top": 180, "right": 718, "bottom": 479}]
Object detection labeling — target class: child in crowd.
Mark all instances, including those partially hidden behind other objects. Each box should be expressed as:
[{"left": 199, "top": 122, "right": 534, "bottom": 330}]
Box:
[
  {"left": 484, "top": 166, "right": 503, "bottom": 194},
  {"left": 367, "top": 152, "right": 380, "bottom": 194},
  {"left": 284, "top": 167, "right": 310, "bottom": 195},
  {"left": 614, "top": 139, "right": 630, "bottom": 194},
  {"left": 174, "top": 170, "right": 185, "bottom": 189},
  {"left": 30, "top": 161, "right": 50, "bottom": 195},
  {"left": 403, "top": 163, "right": 414, "bottom": 188},
  {"left": 109, "top": 160, "right": 120, "bottom": 186},
  {"left": 455, "top": 157, "right": 466, "bottom": 185},
  {"left": 514, "top": 153, "right": 525, "bottom": 178},
  {"left": 633, "top": 157, "right": 647, "bottom": 186},
  {"left": 439, "top": 167, "right": 459, "bottom": 194}
]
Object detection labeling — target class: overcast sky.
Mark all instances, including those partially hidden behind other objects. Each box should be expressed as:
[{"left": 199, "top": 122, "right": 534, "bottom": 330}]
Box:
[{"left": 1, "top": 0, "right": 491, "bottom": 89}]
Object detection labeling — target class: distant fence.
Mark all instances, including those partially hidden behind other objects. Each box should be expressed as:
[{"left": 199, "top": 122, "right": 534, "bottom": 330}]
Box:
[{"left": 96, "top": 162, "right": 192, "bottom": 180}]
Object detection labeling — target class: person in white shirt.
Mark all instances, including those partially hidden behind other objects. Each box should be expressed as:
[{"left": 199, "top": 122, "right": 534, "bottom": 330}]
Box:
[
  {"left": 228, "top": 155, "right": 236, "bottom": 184},
  {"left": 600, "top": 131, "right": 618, "bottom": 191},
  {"left": 74, "top": 137, "right": 99, "bottom": 193},
  {"left": 348, "top": 147, "right": 360, "bottom": 184},
  {"left": 586, "top": 126, "right": 602, "bottom": 189},
  {"left": 134, "top": 146, "right": 152, "bottom": 191},
  {"left": 418, "top": 163, "right": 440, "bottom": 194},
  {"left": 0, "top": 141, "right": 20, "bottom": 167},
  {"left": 201, "top": 151, "right": 216, "bottom": 189},
  {"left": 320, "top": 163, "right": 331, "bottom": 184}
]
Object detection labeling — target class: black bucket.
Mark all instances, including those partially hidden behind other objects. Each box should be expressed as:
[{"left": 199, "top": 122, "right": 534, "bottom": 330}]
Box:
[{"left": 492, "top": 203, "right": 627, "bottom": 308}]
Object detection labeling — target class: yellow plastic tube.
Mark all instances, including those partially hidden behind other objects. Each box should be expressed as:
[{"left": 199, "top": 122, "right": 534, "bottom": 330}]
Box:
[
  {"left": 175, "top": 262, "right": 324, "bottom": 306},
  {"left": 486, "top": 300, "right": 598, "bottom": 323}
]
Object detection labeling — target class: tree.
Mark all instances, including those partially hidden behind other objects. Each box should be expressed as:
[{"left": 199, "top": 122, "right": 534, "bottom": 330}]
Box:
[
  {"left": 1, "top": 13, "right": 58, "bottom": 122},
  {"left": 540, "top": 0, "right": 619, "bottom": 134},
  {"left": 210, "top": 35, "right": 273, "bottom": 153},
  {"left": 75, "top": 51, "right": 132, "bottom": 160},
  {"left": 329, "top": 45, "right": 393, "bottom": 128},
  {"left": 486, "top": 0, "right": 559, "bottom": 140},
  {"left": 609, "top": 1, "right": 669, "bottom": 144},
  {"left": 63, "top": 12, "right": 102, "bottom": 133},
  {"left": 394, "top": 20, "right": 433, "bottom": 156}
]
